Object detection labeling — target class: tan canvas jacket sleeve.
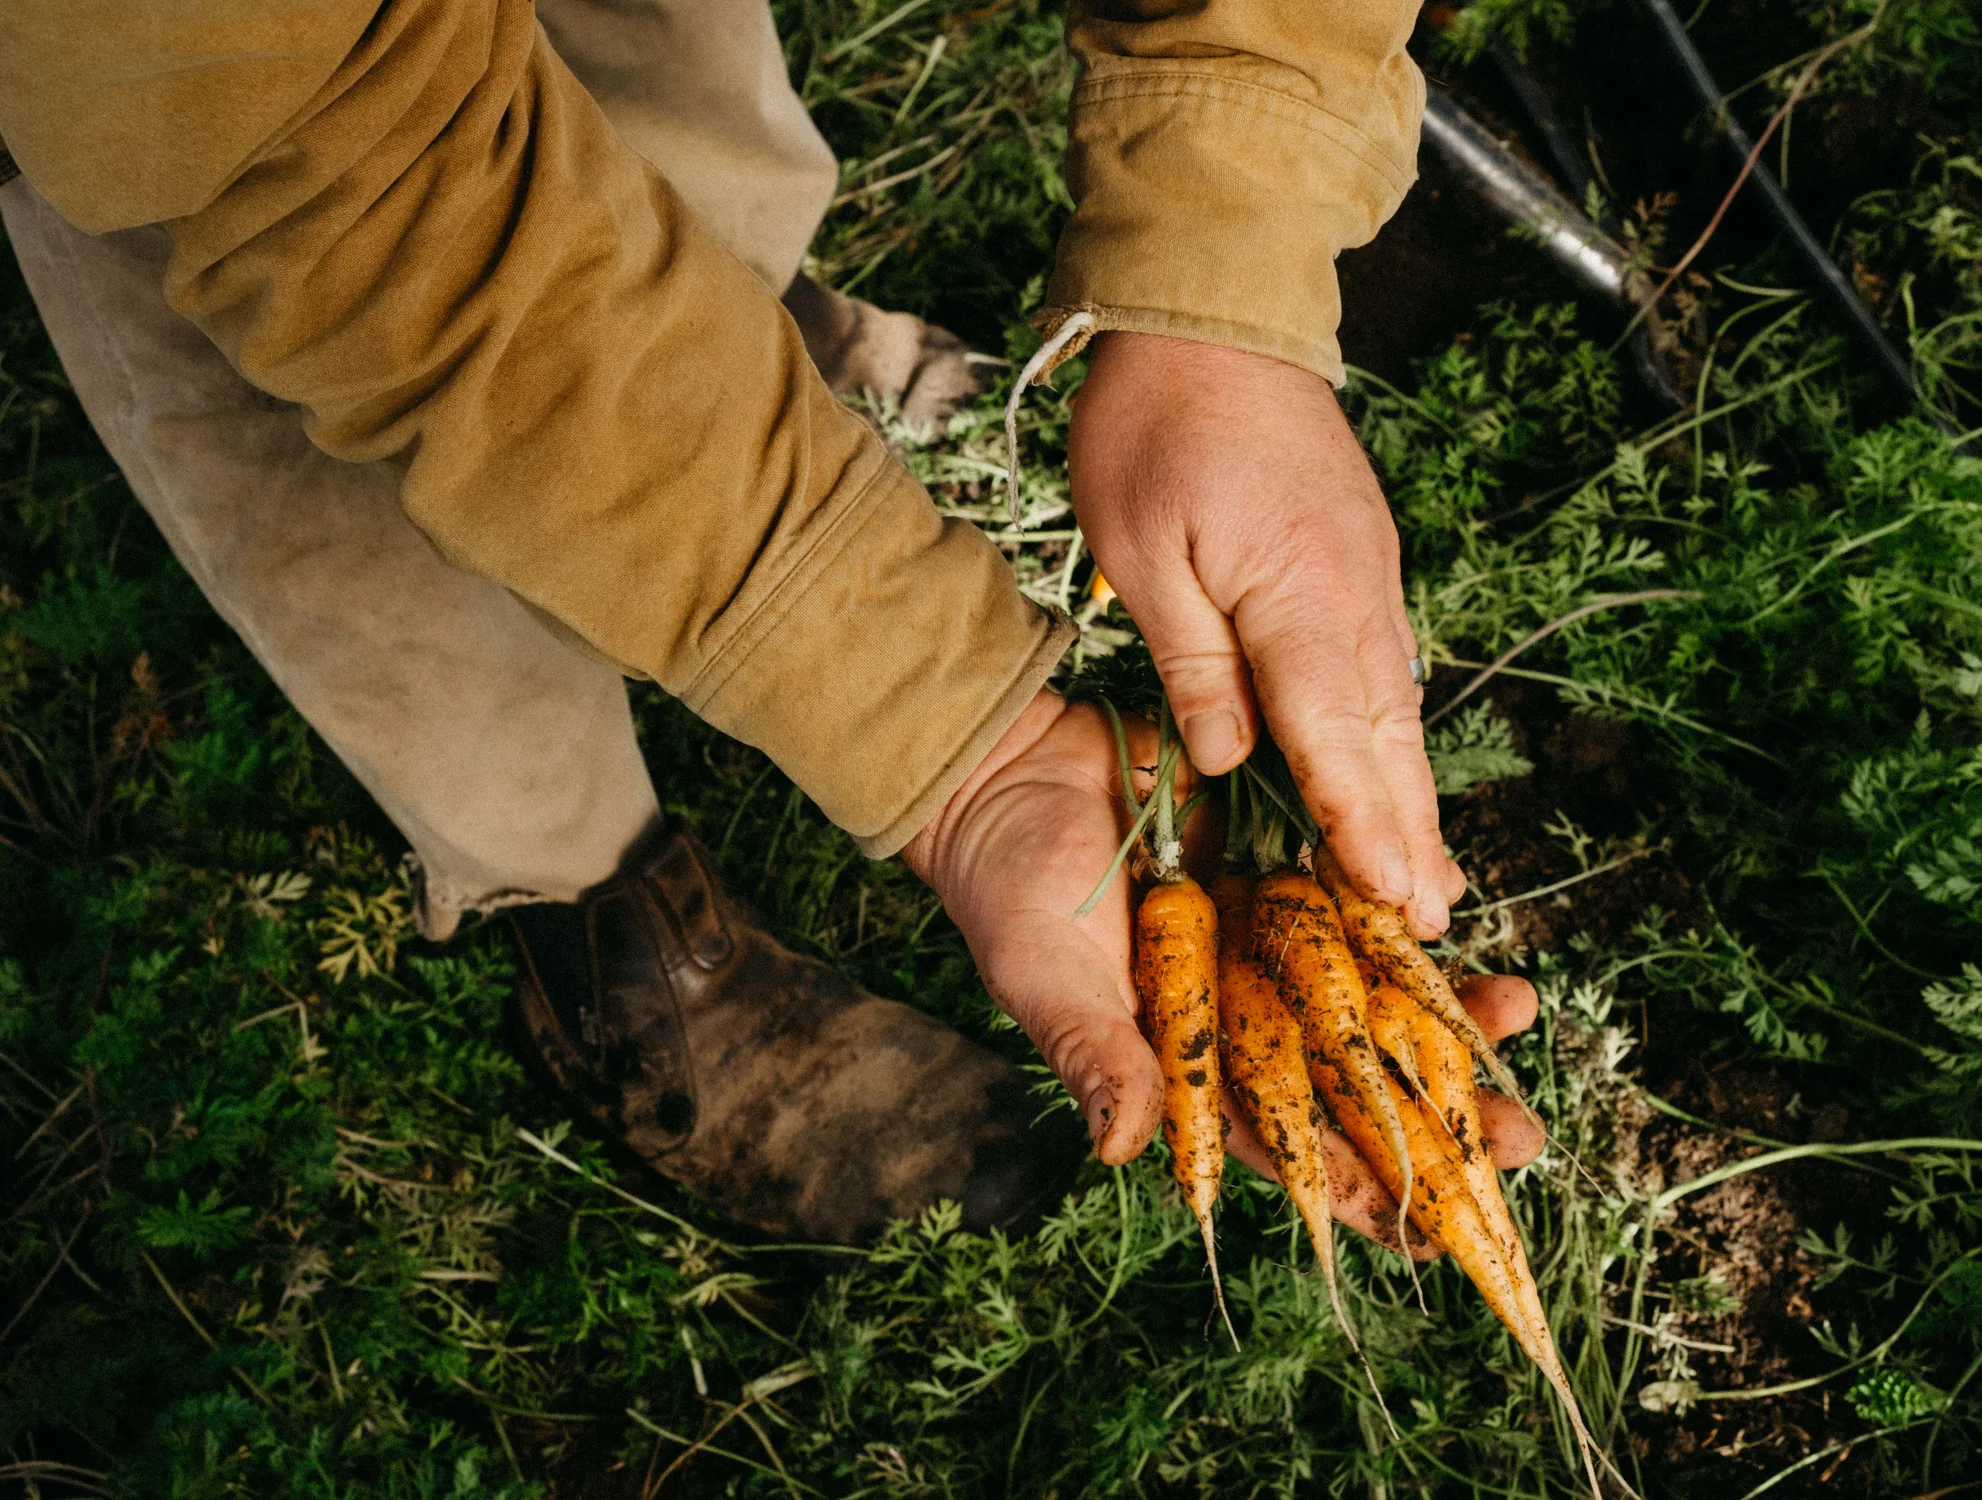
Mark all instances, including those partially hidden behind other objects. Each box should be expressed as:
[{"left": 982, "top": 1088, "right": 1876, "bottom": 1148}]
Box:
[
  {"left": 1045, "top": 0, "right": 1427, "bottom": 386},
  {"left": 0, "top": 0, "right": 1073, "bottom": 857}
]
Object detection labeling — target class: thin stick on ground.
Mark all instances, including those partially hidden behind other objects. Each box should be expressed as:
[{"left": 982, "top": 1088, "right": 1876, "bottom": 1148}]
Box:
[{"left": 1423, "top": 590, "right": 1701, "bottom": 729}]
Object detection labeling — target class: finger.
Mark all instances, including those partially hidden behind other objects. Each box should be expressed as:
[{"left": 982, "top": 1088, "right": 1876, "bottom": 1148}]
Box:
[
  {"left": 1353, "top": 611, "right": 1455, "bottom": 938},
  {"left": 1253, "top": 609, "right": 1413, "bottom": 907},
  {"left": 1389, "top": 594, "right": 1419, "bottom": 666},
  {"left": 1479, "top": 1089, "right": 1545, "bottom": 1169},
  {"left": 1321, "top": 1129, "right": 1444, "bottom": 1261},
  {"left": 1066, "top": 356, "right": 1261, "bottom": 779},
  {"left": 1366, "top": 658, "right": 1453, "bottom": 938},
  {"left": 1136, "top": 586, "right": 1262, "bottom": 776},
  {"left": 1441, "top": 857, "right": 1469, "bottom": 909},
  {"left": 974, "top": 910, "right": 1164, "bottom": 1165},
  {"left": 1383, "top": 563, "right": 1421, "bottom": 688},
  {"left": 1456, "top": 973, "right": 1539, "bottom": 1043}
]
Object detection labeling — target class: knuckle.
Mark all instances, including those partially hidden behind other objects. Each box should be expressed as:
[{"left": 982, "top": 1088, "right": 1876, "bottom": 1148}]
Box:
[
  {"left": 1370, "top": 698, "right": 1428, "bottom": 741},
  {"left": 1148, "top": 646, "right": 1248, "bottom": 703}
]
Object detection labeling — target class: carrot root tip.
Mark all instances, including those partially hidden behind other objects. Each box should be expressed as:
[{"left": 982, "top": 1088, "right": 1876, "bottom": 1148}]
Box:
[{"left": 1197, "top": 1212, "right": 1239, "bottom": 1352}]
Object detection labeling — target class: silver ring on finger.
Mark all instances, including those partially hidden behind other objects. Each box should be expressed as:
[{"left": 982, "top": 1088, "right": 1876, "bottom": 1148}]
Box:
[{"left": 1408, "top": 656, "right": 1428, "bottom": 688}]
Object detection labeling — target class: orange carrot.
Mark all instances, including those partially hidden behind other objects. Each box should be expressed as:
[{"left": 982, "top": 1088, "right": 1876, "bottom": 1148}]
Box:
[
  {"left": 1309, "top": 1057, "right": 1518, "bottom": 1307},
  {"left": 1209, "top": 876, "right": 1354, "bottom": 1346},
  {"left": 1363, "top": 980, "right": 1424, "bottom": 1100},
  {"left": 1396, "top": 986, "right": 1521, "bottom": 1270},
  {"left": 1310, "top": 847, "right": 1529, "bottom": 1108},
  {"left": 1135, "top": 875, "right": 1233, "bottom": 1343},
  {"left": 1252, "top": 870, "right": 1414, "bottom": 1257},
  {"left": 1353, "top": 984, "right": 1611, "bottom": 1497}
]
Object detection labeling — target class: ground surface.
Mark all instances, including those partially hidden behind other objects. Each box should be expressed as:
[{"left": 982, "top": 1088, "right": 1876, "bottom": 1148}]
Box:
[{"left": 3, "top": 1, "right": 1980, "bottom": 1497}]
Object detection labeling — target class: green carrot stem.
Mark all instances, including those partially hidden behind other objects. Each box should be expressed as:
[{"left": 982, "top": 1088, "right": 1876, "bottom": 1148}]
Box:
[
  {"left": 1074, "top": 736, "right": 1180, "bottom": 917},
  {"left": 1150, "top": 698, "right": 1179, "bottom": 878}
]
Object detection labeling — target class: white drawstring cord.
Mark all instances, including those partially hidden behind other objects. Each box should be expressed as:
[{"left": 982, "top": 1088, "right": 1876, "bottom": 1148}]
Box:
[{"left": 1002, "top": 310, "right": 1095, "bottom": 529}]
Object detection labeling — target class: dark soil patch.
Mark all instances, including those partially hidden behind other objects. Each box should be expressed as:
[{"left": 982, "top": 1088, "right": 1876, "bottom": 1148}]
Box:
[
  {"left": 1336, "top": 133, "right": 1577, "bottom": 390},
  {"left": 1439, "top": 677, "right": 1694, "bottom": 959},
  {"left": 527, "top": 1419, "right": 647, "bottom": 1500},
  {"left": 1624, "top": 1117, "right": 1898, "bottom": 1499}
]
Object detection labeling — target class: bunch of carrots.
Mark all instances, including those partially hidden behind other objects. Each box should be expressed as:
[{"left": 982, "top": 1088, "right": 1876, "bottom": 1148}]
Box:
[{"left": 1097, "top": 703, "right": 1615, "bottom": 1495}]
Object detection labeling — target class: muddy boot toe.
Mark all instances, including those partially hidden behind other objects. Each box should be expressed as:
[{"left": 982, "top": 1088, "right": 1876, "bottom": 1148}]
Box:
[{"left": 511, "top": 825, "right": 1083, "bottom": 1244}]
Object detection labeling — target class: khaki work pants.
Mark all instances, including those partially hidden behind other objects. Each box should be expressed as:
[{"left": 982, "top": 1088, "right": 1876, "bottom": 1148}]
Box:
[{"left": 1, "top": 0, "right": 840, "bottom": 937}]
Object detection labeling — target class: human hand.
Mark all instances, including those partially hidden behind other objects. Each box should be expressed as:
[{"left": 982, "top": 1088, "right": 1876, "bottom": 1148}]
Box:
[
  {"left": 1069, "top": 331, "right": 1465, "bottom": 938},
  {"left": 902, "top": 692, "right": 1162, "bottom": 1162},
  {"left": 902, "top": 693, "right": 1543, "bottom": 1220}
]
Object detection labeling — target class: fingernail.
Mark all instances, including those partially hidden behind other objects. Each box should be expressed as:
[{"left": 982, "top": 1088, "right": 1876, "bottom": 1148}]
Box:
[
  {"left": 1379, "top": 848, "right": 1413, "bottom": 903},
  {"left": 1181, "top": 710, "right": 1240, "bottom": 770},
  {"left": 1082, "top": 1087, "right": 1116, "bottom": 1151},
  {"left": 1410, "top": 893, "right": 1450, "bottom": 940}
]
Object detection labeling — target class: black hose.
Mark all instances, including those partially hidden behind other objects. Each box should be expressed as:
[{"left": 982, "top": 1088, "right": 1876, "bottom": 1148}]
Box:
[
  {"left": 1487, "top": 41, "right": 1598, "bottom": 205},
  {"left": 1479, "top": 44, "right": 1687, "bottom": 407},
  {"left": 1422, "top": 90, "right": 1635, "bottom": 303},
  {"left": 1631, "top": 0, "right": 1938, "bottom": 425},
  {"left": 1421, "top": 89, "right": 1688, "bottom": 407}
]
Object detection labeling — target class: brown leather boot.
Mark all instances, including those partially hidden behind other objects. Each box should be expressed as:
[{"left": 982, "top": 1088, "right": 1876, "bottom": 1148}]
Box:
[
  {"left": 509, "top": 825, "right": 1083, "bottom": 1244},
  {"left": 781, "top": 272, "right": 992, "bottom": 434}
]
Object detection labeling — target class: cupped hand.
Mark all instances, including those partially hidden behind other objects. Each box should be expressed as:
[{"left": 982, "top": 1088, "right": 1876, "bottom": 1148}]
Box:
[
  {"left": 1069, "top": 330, "right": 1466, "bottom": 938},
  {"left": 903, "top": 691, "right": 1545, "bottom": 1252},
  {"left": 903, "top": 691, "right": 1161, "bottom": 1162}
]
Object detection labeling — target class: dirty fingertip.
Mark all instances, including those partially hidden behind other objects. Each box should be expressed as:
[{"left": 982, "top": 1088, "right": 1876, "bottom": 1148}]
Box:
[
  {"left": 1081, "top": 1085, "right": 1116, "bottom": 1151},
  {"left": 1086, "top": 1080, "right": 1158, "bottom": 1165},
  {"left": 1404, "top": 890, "right": 1451, "bottom": 941},
  {"left": 1456, "top": 973, "right": 1539, "bottom": 1040}
]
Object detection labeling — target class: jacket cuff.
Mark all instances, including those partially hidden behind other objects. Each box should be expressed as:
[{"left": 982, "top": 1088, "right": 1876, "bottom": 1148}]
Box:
[
  {"left": 680, "top": 457, "right": 1077, "bottom": 858},
  {"left": 1042, "top": 67, "right": 1423, "bottom": 386}
]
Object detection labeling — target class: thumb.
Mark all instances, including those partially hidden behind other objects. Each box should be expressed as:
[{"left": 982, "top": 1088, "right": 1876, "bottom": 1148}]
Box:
[
  {"left": 1124, "top": 570, "right": 1260, "bottom": 777},
  {"left": 975, "top": 915, "right": 1163, "bottom": 1164}
]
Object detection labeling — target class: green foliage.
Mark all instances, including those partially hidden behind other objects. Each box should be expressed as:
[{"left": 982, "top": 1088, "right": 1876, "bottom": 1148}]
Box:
[
  {"left": 1840, "top": 144, "right": 1982, "bottom": 425},
  {"left": 1437, "top": 0, "right": 1587, "bottom": 63},
  {"left": 1920, "top": 964, "right": 1982, "bottom": 1078},
  {"left": 6, "top": 0, "right": 1982, "bottom": 1495},
  {"left": 781, "top": 0, "right": 1077, "bottom": 347},
  {"left": 1847, "top": 1366, "right": 1942, "bottom": 1424},
  {"left": 1792, "top": 0, "right": 1982, "bottom": 108},
  {"left": 1425, "top": 703, "right": 1536, "bottom": 796}
]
